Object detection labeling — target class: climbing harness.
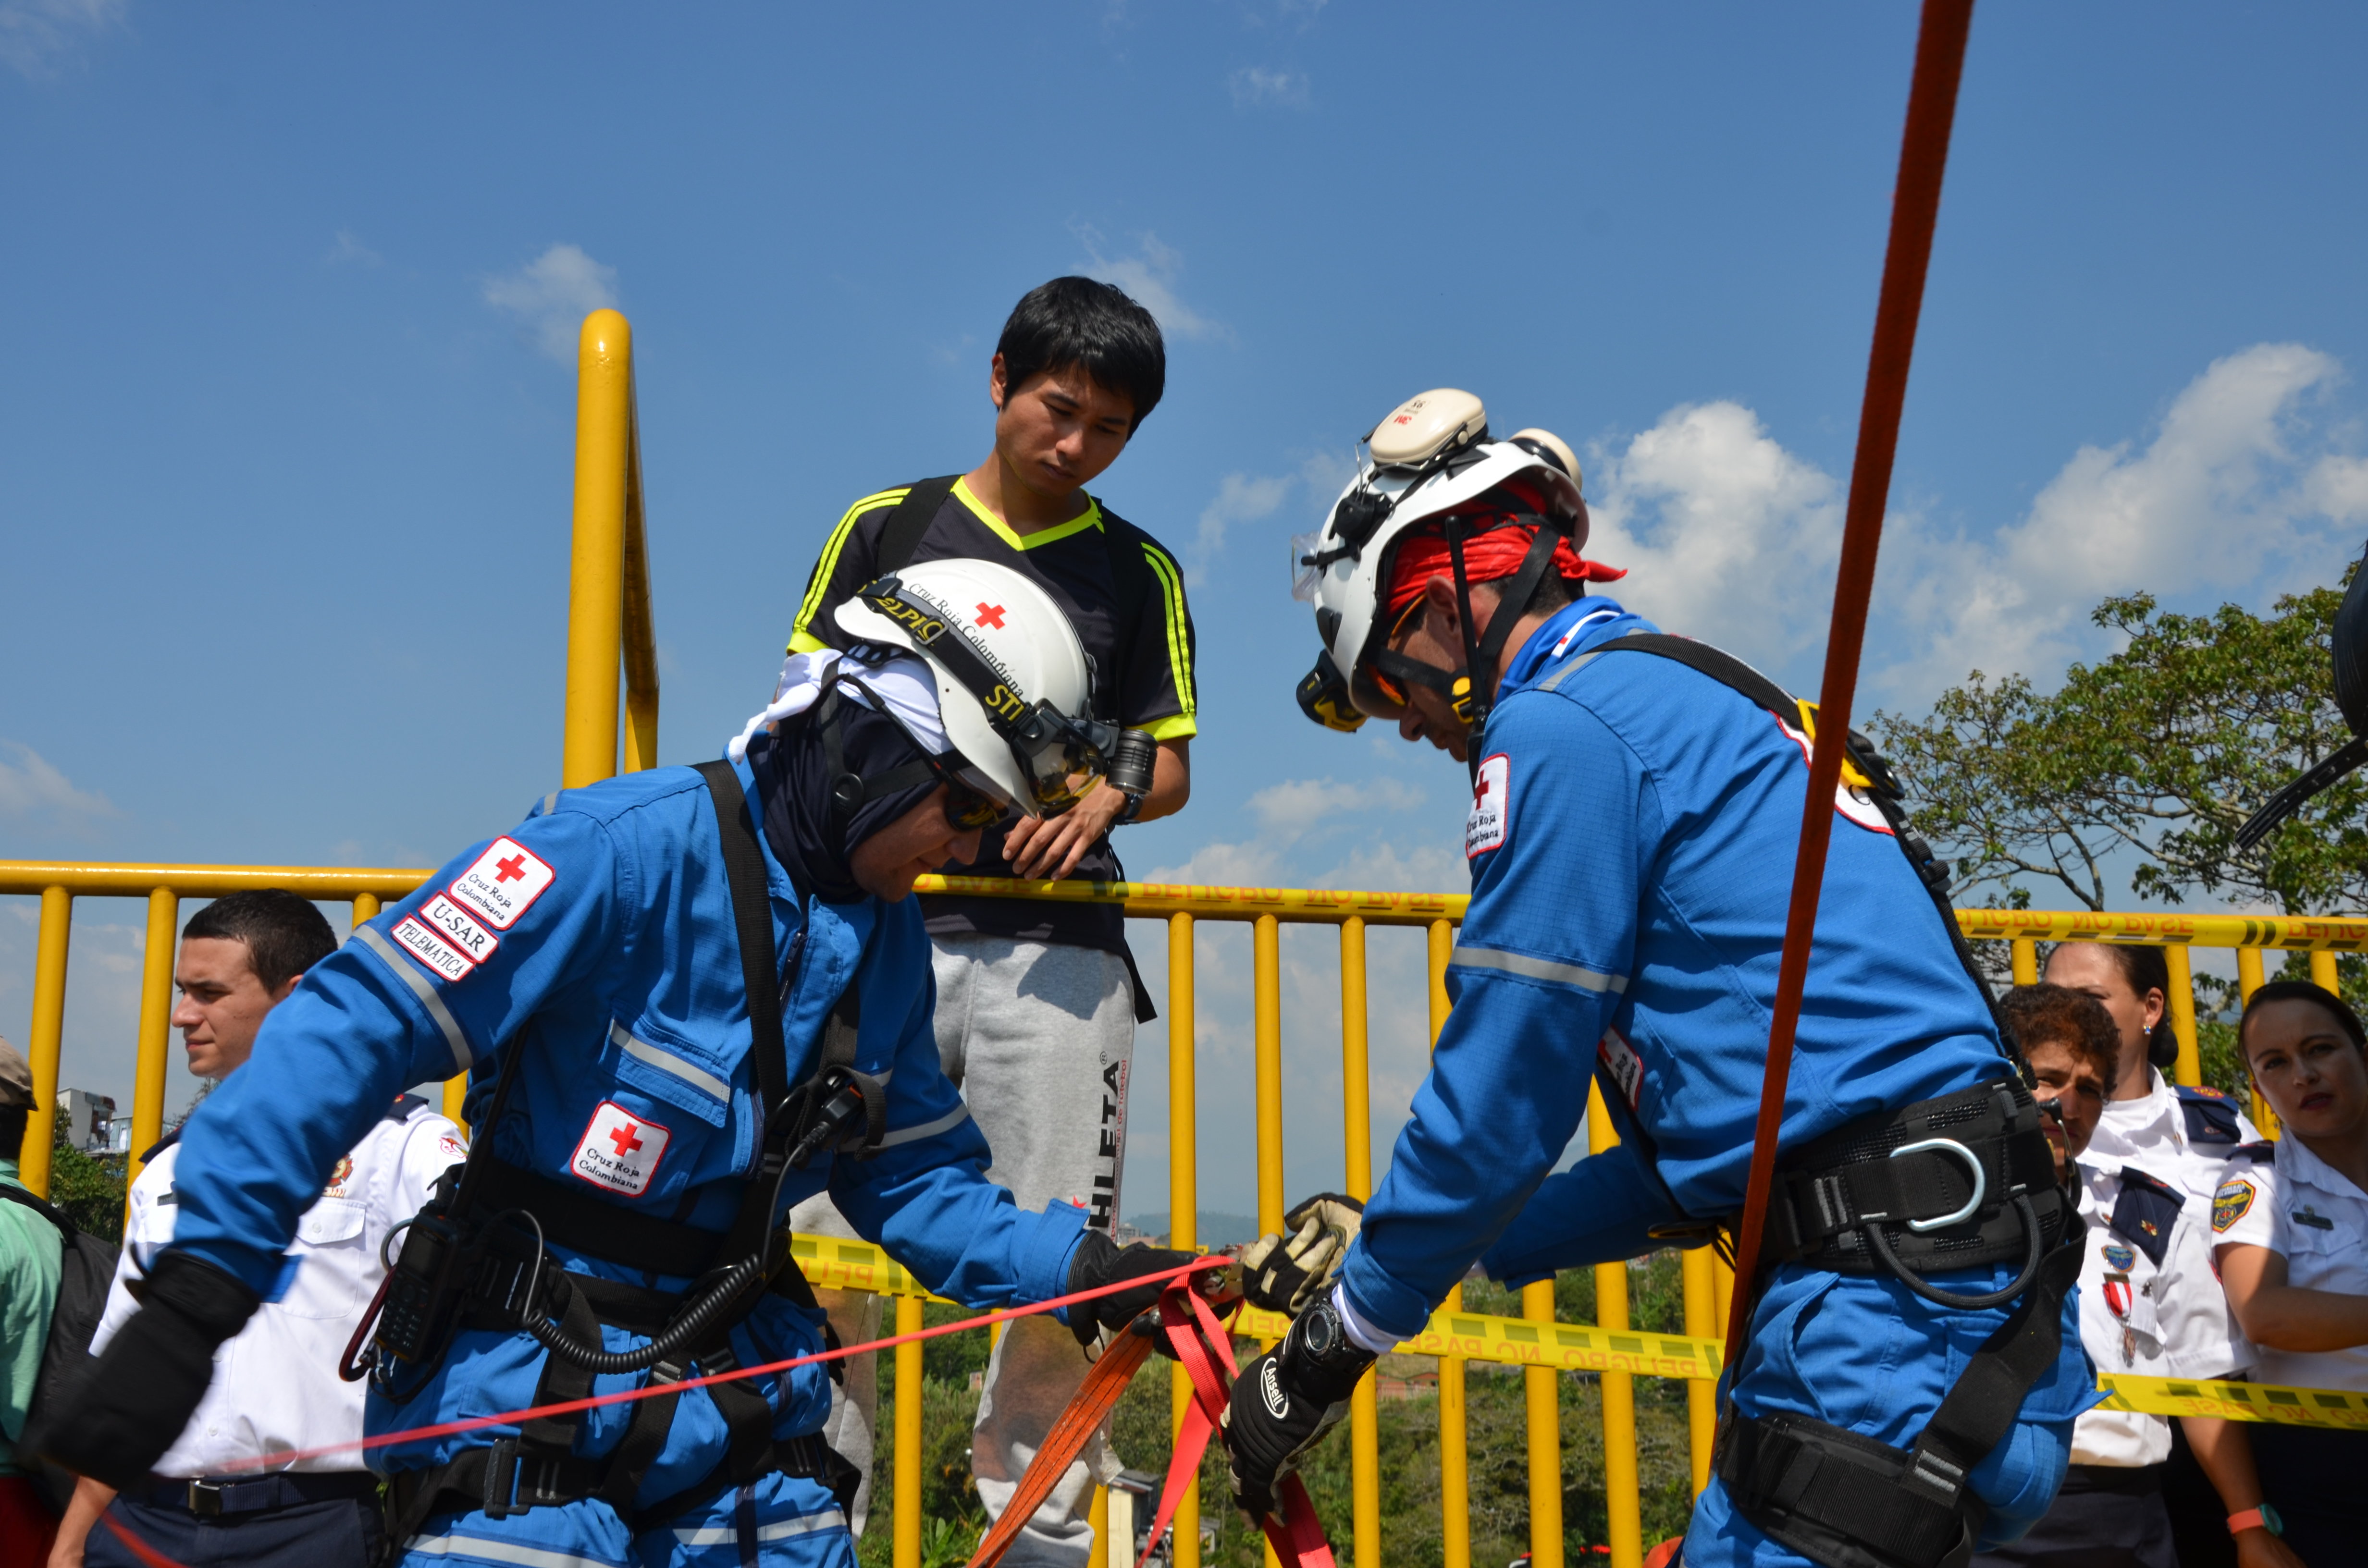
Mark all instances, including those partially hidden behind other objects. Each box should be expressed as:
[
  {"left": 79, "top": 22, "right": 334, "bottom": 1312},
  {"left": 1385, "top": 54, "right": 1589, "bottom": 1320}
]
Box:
[{"left": 348, "top": 756, "right": 880, "bottom": 1539}]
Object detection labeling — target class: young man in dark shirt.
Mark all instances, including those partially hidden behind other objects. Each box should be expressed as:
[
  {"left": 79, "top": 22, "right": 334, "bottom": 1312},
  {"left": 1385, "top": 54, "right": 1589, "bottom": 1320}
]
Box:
[{"left": 784, "top": 276, "right": 1196, "bottom": 1568}]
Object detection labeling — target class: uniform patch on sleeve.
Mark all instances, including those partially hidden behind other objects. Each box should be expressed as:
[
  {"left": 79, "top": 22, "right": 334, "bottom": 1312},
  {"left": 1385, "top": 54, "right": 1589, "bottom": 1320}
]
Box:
[
  {"left": 1466, "top": 753, "right": 1510, "bottom": 858},
  {"left": 571, "top": 1102, "right": 671, "bottom": 1197},
  {"left": 392, "top": 916, "right": 476, "bottom": 982},
  {"left": 2212, "top": 1177, "right": 2257, "bottom": 1233},
  {"left": 420, "top": 893, "right": 500, "bottom": 966},
  {"left": 1598, "top": 1027, "right": 1644, "bottom": 1111},
  {"left": 449, "top": 837, "right": 555, "bottom": 929}
]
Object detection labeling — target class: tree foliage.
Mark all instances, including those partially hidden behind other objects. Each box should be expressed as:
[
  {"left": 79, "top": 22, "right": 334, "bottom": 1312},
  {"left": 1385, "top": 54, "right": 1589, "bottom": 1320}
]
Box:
[{"left": 1869, "top": 586, "right": 2368, "bottom": 915}]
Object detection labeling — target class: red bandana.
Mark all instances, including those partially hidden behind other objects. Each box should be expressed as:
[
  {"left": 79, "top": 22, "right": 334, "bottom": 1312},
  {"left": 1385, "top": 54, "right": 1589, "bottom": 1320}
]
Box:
[{"left": 1385, "top": 521, "right": 1625, "bottom": 615}]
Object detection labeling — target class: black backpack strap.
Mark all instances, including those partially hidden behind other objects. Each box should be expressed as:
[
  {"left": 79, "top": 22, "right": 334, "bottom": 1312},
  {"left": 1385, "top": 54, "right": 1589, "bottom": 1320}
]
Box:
[
  {"left": 693, "top": 759, "right": 790, "bottom": 1119},
  {"left": 872, "top": 476, "right": 962, "bottom": 577},
  {"left": 0, "top": 1181, "right": 75, "bottom": 1246},
  {"left": 1575, "top": 633, "right": 2024, "bottom": 1079}
]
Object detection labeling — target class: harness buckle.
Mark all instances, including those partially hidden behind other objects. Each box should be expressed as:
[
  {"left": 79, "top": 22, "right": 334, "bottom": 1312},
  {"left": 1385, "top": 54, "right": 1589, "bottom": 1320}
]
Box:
[
  {"left": 185, "top": 1479, "right": 225, "bottom": 1518},
  {"left": 1890, "top": 1138, "right": 1987, "bottom": 1232},
  {"left": 481, "top": 1437, "right": 574, "bottom": 1520}
]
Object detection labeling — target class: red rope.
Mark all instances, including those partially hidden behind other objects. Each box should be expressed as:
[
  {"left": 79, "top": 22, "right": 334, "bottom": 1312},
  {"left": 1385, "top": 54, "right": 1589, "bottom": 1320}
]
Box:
[{"left": 1721, "top": 0, "right": 1979, "bottom": 1367}]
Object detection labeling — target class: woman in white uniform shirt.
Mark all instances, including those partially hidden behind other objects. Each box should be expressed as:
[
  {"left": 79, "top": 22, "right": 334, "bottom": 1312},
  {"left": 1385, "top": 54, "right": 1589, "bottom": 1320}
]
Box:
[{"left": 2213, "top": 979, "right": 2368, "bottom": 1566}]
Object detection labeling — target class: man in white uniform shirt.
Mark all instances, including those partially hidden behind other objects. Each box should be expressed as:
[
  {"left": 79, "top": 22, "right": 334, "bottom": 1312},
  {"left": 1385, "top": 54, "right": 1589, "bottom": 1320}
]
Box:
[
  {"left": 1974, "top": 985, "right": 2297, "bottom": 1568},
  {"left": 49, "top": 891, "right": 465, "bottom": 1568}
]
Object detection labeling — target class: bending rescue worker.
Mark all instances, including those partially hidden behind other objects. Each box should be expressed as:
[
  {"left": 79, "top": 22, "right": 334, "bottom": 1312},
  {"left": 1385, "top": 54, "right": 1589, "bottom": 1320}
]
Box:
[
  {"left": 36, "top": 558, "right": 1196, "bottom": 1568},
  {"left": 1229, "top": 390, "right": 2092, "bottom": 1568}
]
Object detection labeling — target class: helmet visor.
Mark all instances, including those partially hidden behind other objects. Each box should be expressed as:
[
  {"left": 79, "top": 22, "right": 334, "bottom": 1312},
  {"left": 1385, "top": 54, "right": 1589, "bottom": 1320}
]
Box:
[{"left": 1011, "top": 703, "right": 1115, "bottom": 816}]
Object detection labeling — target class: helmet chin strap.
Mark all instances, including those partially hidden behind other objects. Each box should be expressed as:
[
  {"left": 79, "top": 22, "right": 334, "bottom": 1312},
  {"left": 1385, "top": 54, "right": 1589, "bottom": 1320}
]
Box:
[{"left": 1368, "top": 514, "right": 1574, "bottom": 776}]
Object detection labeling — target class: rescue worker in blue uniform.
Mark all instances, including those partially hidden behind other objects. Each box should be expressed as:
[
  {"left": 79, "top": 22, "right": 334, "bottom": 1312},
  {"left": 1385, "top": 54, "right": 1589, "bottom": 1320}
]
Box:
[
  {"left": 1229, "top": 392, "right": 2090, "bottom": 1568},
  {"left": 36, "top": 559, "right": 1197, "bottom": 1568}
]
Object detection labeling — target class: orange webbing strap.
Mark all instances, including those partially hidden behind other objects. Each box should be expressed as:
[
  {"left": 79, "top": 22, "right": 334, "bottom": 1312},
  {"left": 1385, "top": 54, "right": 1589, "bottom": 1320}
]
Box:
[{"left": 964, "top": 1327, "right": 1159, "bottom": 1568}]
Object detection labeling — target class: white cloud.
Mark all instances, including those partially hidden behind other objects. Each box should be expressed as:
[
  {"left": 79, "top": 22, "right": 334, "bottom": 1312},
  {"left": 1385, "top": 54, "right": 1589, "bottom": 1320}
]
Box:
[
  {"left": 0, "top": 741, "right": 113, "bottom": 822},
  {"left": 1228, "top": 66, "right": 1310, "bottom": 110},
  {"left": 0, "top": 0, "right": 120, "bottom": 79},
  {"left": 1189, "top": 450, "right": 1354, "bottom": 585},
  {"left": 1075, "top": 227, "right": 1224, "bottom": 343},
  {"left": 327, "top": 229, "right": 382, "bottom": 267},
  {"left": 1583, "top": 400, "right": 1845, "bottom": 677},
  {"left": 483, "top": 244, "right": 619, "bottom": 364},
  {"left": 1887, "top": 342, "right": 2357, "bottom": 693}
]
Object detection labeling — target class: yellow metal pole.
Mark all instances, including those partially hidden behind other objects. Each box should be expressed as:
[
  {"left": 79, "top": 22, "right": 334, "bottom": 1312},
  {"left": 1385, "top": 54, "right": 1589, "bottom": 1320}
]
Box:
[
  {"left": 2164, "top": 944, "right": 2202, "bottom": 1090},
  {"left": 2010, "top": 939, "right": 2037, "bottom": 986},
  {"left": 1681, "top": 1246, "right": 1717, "bottom": 1496},
  {"left": 1090, "top": 1485, "right": 1110, "bottom": 1568},
  {"left": 1339, "top": 918, "right": 1380, "bottom": 1568},
  {"left": 1589, "top": 1084, "right": 1642, "bottom": 1568},
  {"left": 1524, "top": 1277, "right": 1564, "bottom": 1568},
  {"left": 1429, "top": 919, "right": 1469, "bottom": 1568},
  {"left": 1712, "top": 1255, "right": 1735, "bottom": 1352},
  {"left": 2237, "top": 947, "right": 2279, "bottom": 1136},
  {"left": 1168, "top": 913, "right": 1200, "bottom": 1568},
  {"left": 895, "top": 1292, "right": 924, "bottom": 1568},
  {"left": 620, "top": 390, "right": 660, "bottom": 774},
  {"left": 21, "top": 888, "right": 71, "bottom": 1198},
  {"left": 1254, "top": 914, "right": 1284, "bottom": 1240},
  {"left": 128, "top": 888, "right": 178, "bottom": 1188},
  {"left": 2311, "top": 949, "right": 2341, "bottom": 997},
  {"left": 564, "top": 308, "right": 633, "bottom": 789}
]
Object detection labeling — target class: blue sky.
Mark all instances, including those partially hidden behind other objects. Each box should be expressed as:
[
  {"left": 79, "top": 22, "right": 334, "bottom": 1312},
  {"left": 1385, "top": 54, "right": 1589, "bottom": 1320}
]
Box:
[{"left": 5, "top": 2, "right": 2367, "bottom": 1214}]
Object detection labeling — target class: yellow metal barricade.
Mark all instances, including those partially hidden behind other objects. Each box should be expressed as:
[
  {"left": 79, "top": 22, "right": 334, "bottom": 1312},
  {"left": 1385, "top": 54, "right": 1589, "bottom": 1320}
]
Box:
[{"left": 19, "top": 310, "right": 2367, "bottom": 1568}]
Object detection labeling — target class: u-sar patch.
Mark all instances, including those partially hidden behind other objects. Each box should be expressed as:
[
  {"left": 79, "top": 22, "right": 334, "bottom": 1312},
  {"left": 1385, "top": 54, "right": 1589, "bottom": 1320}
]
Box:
[
  {"left": 1466, "top": 753, "right": 1510, "bottom": 858},
  {"left": 449, "top": 836, "right": 555, "bottom": 930},
  {"left": 2213, "top": 1178, "right": 2257, "bottom": 1233}
]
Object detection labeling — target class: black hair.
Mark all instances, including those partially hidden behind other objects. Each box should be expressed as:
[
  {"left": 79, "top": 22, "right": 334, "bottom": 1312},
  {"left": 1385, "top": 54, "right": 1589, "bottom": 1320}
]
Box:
[
  {"left": 2052, "top": 941, "right": 2181, "bottom": 1069},
  {"left": 0, "top": 1108, "right": 22, "bottom": 1163},
  {"left": 184, "top": 889, "right": 337, "bottom": 993},
  {"left": 995, "top": 277, "right": 1165, "bottom": 432},
  {"left": 2000, "top": 983, "right": 2121, "bottom": 1098},
  {"left": 2240, "top": 979, "right": 2368, "bottom": 1057}
]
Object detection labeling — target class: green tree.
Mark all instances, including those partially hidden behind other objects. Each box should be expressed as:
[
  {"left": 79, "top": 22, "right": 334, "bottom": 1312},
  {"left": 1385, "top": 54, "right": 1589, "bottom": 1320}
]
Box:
[
  {"left": 1868, "top": 586, "right": 2368, "bottom": 915},
  {"left": 48, "top": 1122, "right": 128, "bottom": 1244}
]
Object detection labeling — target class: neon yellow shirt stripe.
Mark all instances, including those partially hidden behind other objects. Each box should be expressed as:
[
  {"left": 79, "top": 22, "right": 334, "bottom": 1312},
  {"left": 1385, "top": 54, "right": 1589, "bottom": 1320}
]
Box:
[
  {"left": 950, "top": 476, "right": 1103, "bottom": 551},
  {"left": 789, "top": 487, "right": 910, "bottom": 650}
]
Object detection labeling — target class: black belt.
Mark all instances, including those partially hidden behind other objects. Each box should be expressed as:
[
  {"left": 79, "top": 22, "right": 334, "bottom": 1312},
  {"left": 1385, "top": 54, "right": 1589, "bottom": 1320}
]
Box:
[
  {"left": 472, "top": 1156, "right": 730, "bottom": 1279},
  {"left": 138, "top": 1470, "right": 380, "bottom": 1518}
]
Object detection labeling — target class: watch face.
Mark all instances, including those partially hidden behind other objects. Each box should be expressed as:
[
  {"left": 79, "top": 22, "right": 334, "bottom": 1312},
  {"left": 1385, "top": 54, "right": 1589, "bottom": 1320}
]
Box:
[
  {"left": 1303, "top": 1305, "right": 1341, "bottom": 1358},
  {"left": 2262, "top": 1504, "right": 2283, "bottom": 1537}
]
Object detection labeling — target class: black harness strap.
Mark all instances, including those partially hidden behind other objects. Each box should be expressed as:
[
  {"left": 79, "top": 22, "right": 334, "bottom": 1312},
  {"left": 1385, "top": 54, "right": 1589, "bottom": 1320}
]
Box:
[{"left": 873, "top": 476, "right": 962, "bottom": 585}]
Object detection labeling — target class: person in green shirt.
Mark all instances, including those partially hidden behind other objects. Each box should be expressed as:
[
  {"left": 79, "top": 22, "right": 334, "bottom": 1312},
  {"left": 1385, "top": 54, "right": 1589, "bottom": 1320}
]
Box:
[{"left": 0, "top": 1036, "right": 63, "bottom": 1558}]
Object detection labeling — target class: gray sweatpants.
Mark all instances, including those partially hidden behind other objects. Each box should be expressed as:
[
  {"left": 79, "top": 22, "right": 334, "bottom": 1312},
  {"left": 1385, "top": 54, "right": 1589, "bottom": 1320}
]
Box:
[{"left": 788, "top": 933, "right": 1135, "bottom": 1566}]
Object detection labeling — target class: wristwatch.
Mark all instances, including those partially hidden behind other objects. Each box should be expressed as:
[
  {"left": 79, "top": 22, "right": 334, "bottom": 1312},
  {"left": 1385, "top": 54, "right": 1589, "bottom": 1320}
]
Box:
[
  {"left": 2227, "top": 1504, "right": 2284, "bottom": 1537},
  {"left": 1282, "top": 1298, "right": 1377, "bottom": 1402}
]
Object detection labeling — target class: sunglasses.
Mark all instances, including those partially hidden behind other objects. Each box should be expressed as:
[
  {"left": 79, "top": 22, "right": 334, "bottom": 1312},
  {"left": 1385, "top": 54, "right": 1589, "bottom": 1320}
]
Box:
[{"left": 924, "top": 752, "right": 1013, "bottom": 831}]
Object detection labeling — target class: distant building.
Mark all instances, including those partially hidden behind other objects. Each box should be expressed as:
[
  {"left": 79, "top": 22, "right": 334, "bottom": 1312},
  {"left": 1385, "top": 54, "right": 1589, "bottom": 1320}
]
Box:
[{"left": 57, "top": 1089, "right": 128, "bottom": 1154}]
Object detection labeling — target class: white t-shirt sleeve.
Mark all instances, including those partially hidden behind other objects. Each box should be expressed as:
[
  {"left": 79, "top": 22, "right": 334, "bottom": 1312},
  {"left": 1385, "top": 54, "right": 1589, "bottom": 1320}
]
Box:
[
  {"left": 89, "top": 1147, "right": 178, "bottom": 1354},
  {"left": 2212, "top": 1158, "right": 2277, "bottom": 1252}
]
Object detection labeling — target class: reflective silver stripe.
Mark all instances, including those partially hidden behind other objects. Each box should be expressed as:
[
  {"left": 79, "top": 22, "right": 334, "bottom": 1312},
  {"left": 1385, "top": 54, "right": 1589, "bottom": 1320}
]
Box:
[
  {"left": 401, "top": 1532, "right": 625, "bottom": 1568},
  {"left": 541, "top": 790, "right": 559, "bottom": 816},
  {"left": 675, "top": 1507, "right": 848, "bottom": 1546},
  {"left": 1539, "top": 649, "right": 1607, "bottom": 693},
  {"left": 355, "top": 925, "right": 475, "bottom": 1069},
  {"left": 872, "top": 1102, "right": 970, "bottom": 1150},
  {"left": 1451, "top": 944, "right": 1628, "bottom": 994},
  {"left": 609, "top": 1021, "right": 730, "bottom": 1101}
]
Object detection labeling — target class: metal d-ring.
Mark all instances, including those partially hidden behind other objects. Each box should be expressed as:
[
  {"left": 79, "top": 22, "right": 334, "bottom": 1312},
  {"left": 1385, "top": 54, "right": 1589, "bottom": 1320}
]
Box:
[{"left": 1889, "top": 1137, "right": 1985, "bottom": 1232}]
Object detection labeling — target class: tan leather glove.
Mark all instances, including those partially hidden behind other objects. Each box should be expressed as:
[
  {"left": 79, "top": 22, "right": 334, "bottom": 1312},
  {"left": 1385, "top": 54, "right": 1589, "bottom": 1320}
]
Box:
[{"left": 1240, "top": 1192, "right": 1363, "bottom": 1316}]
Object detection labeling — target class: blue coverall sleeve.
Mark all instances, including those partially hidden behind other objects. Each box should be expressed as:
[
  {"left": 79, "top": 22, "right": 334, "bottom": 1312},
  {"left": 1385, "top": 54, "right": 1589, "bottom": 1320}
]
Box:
[
  {"left": 1336, "top": 698, "right": 1675, "bottom": 1340},
  {"left": 827, "top": 912, "right": 1085, "bottom": 1311},
  {"left": 168, "top": 811, "right": 621, "bottom": 1295},
  {"left": 1476, "top": 1140, "right": 1676, "bottom": 1286}
]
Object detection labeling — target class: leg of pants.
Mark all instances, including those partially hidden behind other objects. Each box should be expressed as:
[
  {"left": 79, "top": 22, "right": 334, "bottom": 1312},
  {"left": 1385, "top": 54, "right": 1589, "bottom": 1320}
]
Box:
[
  {"left": 392, "top": 1470, "right": 851, "bottom": 1568},
  {"left": 2250, "top": 1421, "right": 2368, "bottom": 1568},
  {"left": 938, "top": 934, "right": 1136, "bottom": 1568},
  {"left": 87, "top": 1494, "right": 383, "bottom": 1568},
  {"left": 1966, "top": 1465, "right": 2175, "bottom": 1568}
]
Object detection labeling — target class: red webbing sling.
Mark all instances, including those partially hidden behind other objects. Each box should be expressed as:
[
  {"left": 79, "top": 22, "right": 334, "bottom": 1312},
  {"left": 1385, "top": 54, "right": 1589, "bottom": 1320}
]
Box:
[{"left": 965, "top": 1274, "right": 1334, "bottom": 1568}]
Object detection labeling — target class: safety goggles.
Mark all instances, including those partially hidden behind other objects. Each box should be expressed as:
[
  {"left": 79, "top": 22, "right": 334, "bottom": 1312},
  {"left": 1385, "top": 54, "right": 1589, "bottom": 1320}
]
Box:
[{"left": 925, "top": 751, "right": 1014, "bottom": 831}]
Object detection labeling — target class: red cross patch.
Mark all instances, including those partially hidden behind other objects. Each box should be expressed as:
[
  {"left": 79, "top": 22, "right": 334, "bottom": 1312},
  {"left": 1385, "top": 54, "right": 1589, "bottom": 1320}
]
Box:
[
  {"left": 1465, "top": 753, "right": 1509, "bottom": 858},
  {"left": 450, "top": 836, "right": 555, "bottom": 930},
  {"left": 571, "top": 1101, "right": 671, "bottom": 1197},
  {"left": 974, "top": 602, "right": 1007, "bottom": 629}
]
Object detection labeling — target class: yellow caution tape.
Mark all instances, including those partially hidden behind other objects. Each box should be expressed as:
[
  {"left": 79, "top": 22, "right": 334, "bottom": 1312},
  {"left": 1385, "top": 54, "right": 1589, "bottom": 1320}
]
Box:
[{"left": 2097, "top": 1373, "right": 2368, "bottom": 1430}]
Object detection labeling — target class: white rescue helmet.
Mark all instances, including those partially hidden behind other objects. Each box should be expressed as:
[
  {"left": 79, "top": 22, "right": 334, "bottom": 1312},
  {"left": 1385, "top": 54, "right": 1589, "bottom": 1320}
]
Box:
[
  {"left": 835, "top": 558, "right": 1153, "bottom": 819},
  {"left": 1290, "top": 389, "right": 1588, "bottom": 733}
]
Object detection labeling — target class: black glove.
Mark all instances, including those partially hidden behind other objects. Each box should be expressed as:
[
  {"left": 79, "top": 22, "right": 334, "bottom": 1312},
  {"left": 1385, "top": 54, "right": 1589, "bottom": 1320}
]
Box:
[
  {"left": 29, "top": 1250, "right": 259, "bottom": 1488},
  {"left": 1064, "top": 1231, "right": 1199, "bottom": 1350},
  {"left": 1240, "top": 1193, "right": 1363, "bottom": 1315},
  {"left": 1222, "top": 1297, "right": 1375, "bottom": 1519}
]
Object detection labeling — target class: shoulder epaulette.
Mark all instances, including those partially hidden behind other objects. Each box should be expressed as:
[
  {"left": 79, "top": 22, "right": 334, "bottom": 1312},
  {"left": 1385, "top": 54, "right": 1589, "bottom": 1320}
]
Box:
[
  {"left": 138, "top": 1127, "right": 182, "bottom": 1164},
  {"left": 2175, "top": 1086, "right": 2242, "bottom": 1146},
  {"left": 2109, "top": 1167, "right": 2186, "bottom": 1267},
  {"left": 384, "top": 1092, "right": 429, "bottom": 1124},
  {"left": 2231, "top": 1139, "right": 2277, "bottom": 1162}
]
